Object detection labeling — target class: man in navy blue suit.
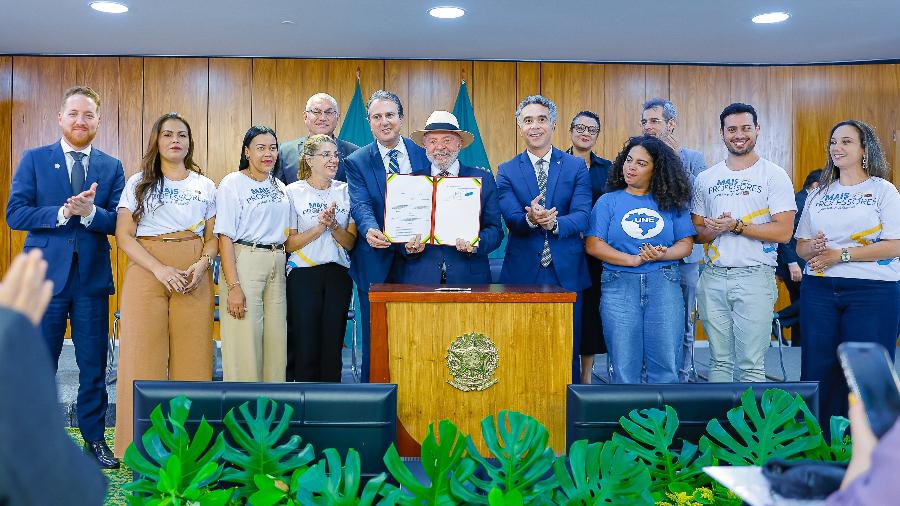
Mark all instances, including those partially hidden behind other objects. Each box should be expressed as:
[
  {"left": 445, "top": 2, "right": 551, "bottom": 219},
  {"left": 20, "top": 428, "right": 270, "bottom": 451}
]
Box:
[
  {"left": 345, "top": 90, "right": 430, "bottom": 382},
  {"left": 400, "top": 111, "right": 503, "bottom": 283},
  {"left": 495, "top": 95, "right": 592, "bottom": 383},
  {"left": 6, "top": 86, "right": 125, "bottom": 468}
]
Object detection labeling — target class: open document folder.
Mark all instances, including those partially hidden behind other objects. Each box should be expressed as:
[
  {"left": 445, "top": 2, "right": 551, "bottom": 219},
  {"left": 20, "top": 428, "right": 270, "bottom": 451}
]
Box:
[{"left": 383, "top": 174, "right": 482, "bottom": 245}]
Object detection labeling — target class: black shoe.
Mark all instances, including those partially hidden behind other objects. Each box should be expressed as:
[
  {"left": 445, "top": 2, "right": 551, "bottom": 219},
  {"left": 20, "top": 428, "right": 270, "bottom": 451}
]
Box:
[{"left": 84, "top": 440, "right": 120, "bottom": 469}]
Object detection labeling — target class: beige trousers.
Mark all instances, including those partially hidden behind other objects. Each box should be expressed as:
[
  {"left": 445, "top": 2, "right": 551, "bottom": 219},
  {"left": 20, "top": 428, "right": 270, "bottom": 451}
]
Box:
[
  {"left": 114, "top": 237, "right": 214, "bottom": 457},
  {"left": 219, "top": 243, "right": 287, "bottom": 382}
]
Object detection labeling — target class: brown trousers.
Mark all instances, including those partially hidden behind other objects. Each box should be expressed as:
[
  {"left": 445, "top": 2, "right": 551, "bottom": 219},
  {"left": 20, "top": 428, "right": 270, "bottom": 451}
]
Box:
[{"left": 113, "top": 238, "right": 214, "bottom": 457}]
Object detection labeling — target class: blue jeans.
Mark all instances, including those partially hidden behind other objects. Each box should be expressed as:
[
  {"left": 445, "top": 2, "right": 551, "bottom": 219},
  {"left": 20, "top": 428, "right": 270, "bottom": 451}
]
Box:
[
  {"left": 600, "top": 266, "right": 683, "bottom": 384},
  {"left": 800, "top": 276, "right": 900, "bottom": 422}
]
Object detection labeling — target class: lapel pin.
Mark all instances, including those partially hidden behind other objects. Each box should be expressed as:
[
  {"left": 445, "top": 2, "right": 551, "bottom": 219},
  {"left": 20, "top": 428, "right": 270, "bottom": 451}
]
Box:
[{"left": 54, "top": 163, "right": 60, "bottom": 169}]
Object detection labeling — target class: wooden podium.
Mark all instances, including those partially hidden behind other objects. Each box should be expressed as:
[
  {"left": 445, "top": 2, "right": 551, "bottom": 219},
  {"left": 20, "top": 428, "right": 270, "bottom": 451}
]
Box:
[{"left": 369, "top": 284, "right": 575, "bottom": 456}]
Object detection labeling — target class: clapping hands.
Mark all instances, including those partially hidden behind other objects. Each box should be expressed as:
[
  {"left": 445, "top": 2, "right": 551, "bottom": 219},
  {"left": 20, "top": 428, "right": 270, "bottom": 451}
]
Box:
[{"left": 525, "top": 194, "right": 558, "bottom": 231}]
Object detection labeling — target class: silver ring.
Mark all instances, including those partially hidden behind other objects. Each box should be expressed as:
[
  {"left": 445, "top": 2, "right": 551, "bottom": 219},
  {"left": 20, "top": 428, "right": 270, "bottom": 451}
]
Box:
[{"left": 167, "top": 278, "right": 175, "bottom": 283}]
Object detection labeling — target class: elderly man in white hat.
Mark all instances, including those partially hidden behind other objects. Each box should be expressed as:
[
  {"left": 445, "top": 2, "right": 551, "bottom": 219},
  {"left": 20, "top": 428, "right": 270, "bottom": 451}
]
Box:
[{"left": 400, "top": 111, "right": 503, "bottom": 284}]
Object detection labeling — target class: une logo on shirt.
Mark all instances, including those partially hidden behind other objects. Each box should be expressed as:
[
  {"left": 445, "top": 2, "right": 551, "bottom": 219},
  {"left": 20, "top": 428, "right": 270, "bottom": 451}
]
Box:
[{"left": 621, "top": 208, "right": 665, "bottom": 240}]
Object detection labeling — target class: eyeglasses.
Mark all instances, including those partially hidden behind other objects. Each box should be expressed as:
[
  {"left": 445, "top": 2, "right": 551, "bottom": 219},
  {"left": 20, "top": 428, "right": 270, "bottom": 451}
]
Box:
[
  {"left": 640, "top": 118, "right": 665, "bottom": 126},
  {"left": 308, "top": 151, "right": 340, "bottom": 160},
  {"left": 306, "top": 109, "right": 337, "bottom": 118},
  {"left": 572, "top": 125, "right": 600, "bottom": 135}
]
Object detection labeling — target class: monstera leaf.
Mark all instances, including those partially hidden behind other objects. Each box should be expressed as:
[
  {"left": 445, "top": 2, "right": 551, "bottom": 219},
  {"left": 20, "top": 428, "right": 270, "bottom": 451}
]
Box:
[
  {"left": 123, "top": 395, "right": 229, "bottom": 503},
  {"left": 382, "top": 418, "right": 473, "bottom": 505},
  {"left": 552, "top": 440, "right": 654, "bottom": 505},
  {"left": 221, "top": 397, "right": 315, "bottom": 495},
  {"left": 702, "top": 388, "right": 823, "bottom": 466},
  {"left": 806, "top": 416, "right": 852, "bottom": 462},
  {"left": 295, "top": 448, "right": 396, "bottom": 505},
  {"left": 451, "top": 411, "right": 557, "bottom": 505},
  {"left": 611, "top": 406, "right": 713, "bottom": 493}
]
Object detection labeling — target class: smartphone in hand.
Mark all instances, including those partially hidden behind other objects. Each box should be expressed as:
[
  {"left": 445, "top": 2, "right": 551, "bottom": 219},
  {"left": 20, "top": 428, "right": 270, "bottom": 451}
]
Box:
[{"left": 837, "top": 342, "right": 900, "bottom": 438}]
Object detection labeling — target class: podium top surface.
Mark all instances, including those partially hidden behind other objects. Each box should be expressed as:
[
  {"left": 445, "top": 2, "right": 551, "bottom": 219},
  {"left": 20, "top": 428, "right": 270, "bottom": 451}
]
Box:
[{"left": 368, "top": 284, "right": 577, "bottom": 303}]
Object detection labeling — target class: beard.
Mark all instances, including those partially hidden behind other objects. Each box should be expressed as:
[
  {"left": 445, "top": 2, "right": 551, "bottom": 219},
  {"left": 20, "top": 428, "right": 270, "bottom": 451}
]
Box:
[
  {"left": 725, "top": 136, "right": 756, "bottom": 156},
  {"left": 426, "top": 150, "right": 460, "bottom": 172}
]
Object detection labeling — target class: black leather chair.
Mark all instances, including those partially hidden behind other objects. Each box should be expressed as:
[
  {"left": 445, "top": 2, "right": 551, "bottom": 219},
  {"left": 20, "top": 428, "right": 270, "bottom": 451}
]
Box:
[
  {"left": 566, "top": 382, "right": 820, "bottom": 447},
  {"left": 133, "top": 381, "right": 397, "bottom": 478}
]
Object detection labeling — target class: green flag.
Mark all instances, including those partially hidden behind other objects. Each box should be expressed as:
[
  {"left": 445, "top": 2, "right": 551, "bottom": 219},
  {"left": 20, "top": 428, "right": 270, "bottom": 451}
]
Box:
[
  {"left": 452, "top": 81, "right": 490, "bottom": 170},
  {"left": 451, "top": 81, "right": 507, "bottom": 259},
  {"left": 338, "top": 79, "right": 374, "bottom": 147}
]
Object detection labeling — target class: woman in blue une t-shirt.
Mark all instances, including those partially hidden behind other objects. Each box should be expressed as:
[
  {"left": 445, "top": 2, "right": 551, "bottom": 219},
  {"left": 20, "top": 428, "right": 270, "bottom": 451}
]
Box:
[{"left": 586, "top": 135, "right": 695, "bottom": 384}]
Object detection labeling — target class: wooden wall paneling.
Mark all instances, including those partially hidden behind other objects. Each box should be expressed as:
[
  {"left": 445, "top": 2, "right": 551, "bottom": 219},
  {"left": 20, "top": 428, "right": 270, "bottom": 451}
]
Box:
[
  {"left": 329, "top": 59, "right": 384, "bottom": 135},
  {"left": 383, "top": 60, "right": 411, "bottom": 135},
  {"left": 729, "top": 67, "right": 793, "bottom": 179},
  {"left": 791, "top": 65, "right": 852, "bottom": 188},
  {"left": 142, "top": 58, "right": 210, "bottom": 170},
  {"left": 0, "top": 57, "right": 11, "bottom": 277},
  {"left": 851, "top": 64, "right": 900, "bottom": 172},
  {"left": 644, "top": 65, "right": 670, "bottom": 105},
  {"left": 540, "top": 63, "right": 604, "bottom": 151},
  {"left": 275, "top": 59, "right": 330, "bottom": 142},
  {"left": 251, "top": 59, "right": 278, "bottom": 129},
  {"left": 601, "top": 64, "right": 649, "bottom": 160},
  {"left": 208, "top": 58, "right": 252, "bottom": 183},
  {"left": 514, "top": 62, "right": 540, "bottom": 153},
  {"left": 9, "top": 57, "right": 78, "bottom": 256},
  {"left": 669, "top": 65, "right": 732, "bottom": 168},
  {"left": 472, "top": 61, "right": 517, "bottom": 169},
  {"left": 115, "top": 57, "right": 143, "bottom": 325}
]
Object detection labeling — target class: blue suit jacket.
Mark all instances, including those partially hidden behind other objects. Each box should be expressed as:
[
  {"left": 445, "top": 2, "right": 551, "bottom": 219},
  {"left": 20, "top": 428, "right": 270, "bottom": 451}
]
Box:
[
  {"left": 345, "top": 137, "right": 430, "bottom": 290},
  {"left": 496, "top": 147, "right": 592, "bottom": 291},
  {"left": 400, "top": 164, "right": 503, "bottom": 284},
  {"left": 6, "top": 141, "right": 125, "bottom": 297}
]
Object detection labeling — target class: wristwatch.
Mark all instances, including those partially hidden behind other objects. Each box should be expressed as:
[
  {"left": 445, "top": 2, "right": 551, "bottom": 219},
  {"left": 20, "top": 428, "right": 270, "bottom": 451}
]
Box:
[{"left": 840, "top": 248, "right": 851, "bottom": 263}]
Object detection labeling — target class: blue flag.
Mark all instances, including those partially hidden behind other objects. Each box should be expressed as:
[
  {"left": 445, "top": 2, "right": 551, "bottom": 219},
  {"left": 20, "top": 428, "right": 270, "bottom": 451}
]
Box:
[
  {"left": 451, "top": 81, "right": 507, "bottom": 259},
  {"left": 339, "top": 79, "right": 374, "bottom": 147}
]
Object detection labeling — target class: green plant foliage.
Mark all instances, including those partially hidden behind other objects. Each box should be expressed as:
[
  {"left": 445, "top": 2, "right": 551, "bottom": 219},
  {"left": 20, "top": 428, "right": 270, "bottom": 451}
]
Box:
[
  {"left": 382, "top": 418, "right": 473, "bottom": 505},
  {"left": 611, "top": 406, "right": 713, "bottom": 494},
  {"left": 247, "top": 470, "right": 302, "bottom": 506},
  {"left": 123, "top": 396, "right": 229, "bottom": 504},
  {"left": 552, "top": 440, "right": 653, "bottom": 505},
  {"left": 702, "top": 388, "right": 823, "bottom": 466},
  {"left": 221, "top": 398, "right": 315, "bottom": 495},
  {"left": 807, "top": 416, "right": 852, "bottom": 463},
  {"left": 295, "top": 448, "right": 397, "bottom": 505},
  {"left": 452, "top": 411, "right": 558, "bottom": 505},
  {"left": 487, "top": 487, "right": 523, "bottom": 505}
]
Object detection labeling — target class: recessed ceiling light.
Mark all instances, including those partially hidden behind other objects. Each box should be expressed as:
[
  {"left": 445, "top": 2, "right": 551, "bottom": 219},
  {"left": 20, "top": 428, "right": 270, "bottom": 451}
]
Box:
[
  {"left": 281, "top": 20, "right": 295, "bottom": 25},
  {"left": 752, "top": 12, "right": 790, "bottom": 24},
  {"left": 429, "top": 6, "right": 465, "bottom": 19},
  {"left": 90, "top": 1, "right": 128, "bottom": 14}
]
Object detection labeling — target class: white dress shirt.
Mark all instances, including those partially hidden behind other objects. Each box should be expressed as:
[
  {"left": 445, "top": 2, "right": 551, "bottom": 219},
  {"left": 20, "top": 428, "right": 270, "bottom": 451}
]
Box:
[
  {"left": 377, "top": 139, "right": 413, "bottom": 174},
  {"left": 430, "top": 160, "right": 460, "bottom": 177},
  {"left": 56, "top": 138, "right": 96, "bottom": 227}
]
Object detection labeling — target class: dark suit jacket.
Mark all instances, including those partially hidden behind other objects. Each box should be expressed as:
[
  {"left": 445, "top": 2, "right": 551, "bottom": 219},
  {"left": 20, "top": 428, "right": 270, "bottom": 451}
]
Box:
[
  {"left": 0, "top": 307, "right": 106, "bottom": 505},
  {"left": 274, "top": 135, "right": 358, "bottom": 185},
  {"left": 496, "top": 147, "right": 592, "bottom": 291},
  {"left": 565, "top": 148, "right": 612, "bottom": 204},
  {"left": 400, "top": 164, "right": 503, "bottom": 284},
  {"left": 345, "top": 138, "right": 430, "bottom": 290},
  {"left": 777, "top": 190, "right": 808, "bottom": 271},
  {"left": 6, "top": 142, "right": 125, "bottom": 297}
]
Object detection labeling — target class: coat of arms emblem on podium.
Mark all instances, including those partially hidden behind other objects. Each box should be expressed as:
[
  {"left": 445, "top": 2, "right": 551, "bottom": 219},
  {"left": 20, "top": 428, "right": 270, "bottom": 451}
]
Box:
[{"left": 446, "top": 332, "right": 499, "bottom": 391}]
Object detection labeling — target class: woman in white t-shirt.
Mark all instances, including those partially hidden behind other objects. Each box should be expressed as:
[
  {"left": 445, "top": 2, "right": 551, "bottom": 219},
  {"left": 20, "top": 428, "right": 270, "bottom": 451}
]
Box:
[
  {"left": 113, "top": 113, "right": 218, "bottom": 457},
  {"left": 214, "top": 126, "right": 292, "bottom": 382},
  {"left": 284, "top": 134, "right": 357, "bottom": 382},
  {"left": 795, "top": 119, "right": 900, "bottom": 421}
]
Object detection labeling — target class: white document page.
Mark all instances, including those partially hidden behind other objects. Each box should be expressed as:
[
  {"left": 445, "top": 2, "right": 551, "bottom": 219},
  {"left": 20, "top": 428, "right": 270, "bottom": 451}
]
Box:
[
  {"left": 432, "top": 176, "right": 482, "bottom": 246},
  {"left": 384, "top": 174, "right": 434, "bottom": 243}
]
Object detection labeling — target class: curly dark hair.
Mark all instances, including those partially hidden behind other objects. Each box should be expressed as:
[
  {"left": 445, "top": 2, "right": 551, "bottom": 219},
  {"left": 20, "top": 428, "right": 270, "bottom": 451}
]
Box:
[{"left": 606, "top": 135, "right": 691, "bottom": 211}]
